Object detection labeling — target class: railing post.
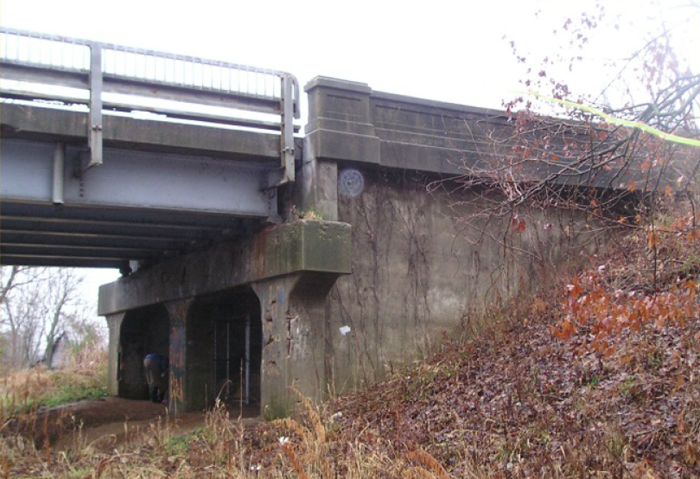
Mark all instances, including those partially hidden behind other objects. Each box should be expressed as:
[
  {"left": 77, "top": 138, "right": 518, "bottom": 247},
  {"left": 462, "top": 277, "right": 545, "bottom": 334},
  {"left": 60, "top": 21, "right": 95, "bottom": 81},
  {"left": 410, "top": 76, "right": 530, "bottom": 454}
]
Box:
[
  {"left": 88, "top": 42, "right": 103, "bottom": 167},
  {"left": 280, "top": 74, "right": 295, "bottom": 183}
]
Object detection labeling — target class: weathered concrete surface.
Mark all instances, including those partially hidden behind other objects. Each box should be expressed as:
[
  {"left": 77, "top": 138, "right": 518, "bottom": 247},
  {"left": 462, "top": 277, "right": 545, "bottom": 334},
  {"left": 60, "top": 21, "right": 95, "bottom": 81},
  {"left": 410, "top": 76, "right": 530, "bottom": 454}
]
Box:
[
  {"left": 304, "top": 76, "right": 679, "bottom": 190},
  {"left": 161, "top": 298, "right": 189, "bottom": 414},
  {"left": 324, "top": 169, "right": 598, "bottom": 392},
  {"left": 304, "top": 76, "right": 506, "bottom": 176},
  {"left": 104, "top": 312, "right": 125, "bottom": 396},
  {"left": 299, "top": 77, "right": 607, "bottom": 395},
  {"left": 95, "top": 76, "right": 644, "bottom": 417},
  {"left": 99, "top": 220, "right": 351, "bottom": 414},
  {"left": 0, "top": 103, "right": 285, "bottom": 162},
  {"left": 98, "top": 220, "right": 351, "bottom": 315}
]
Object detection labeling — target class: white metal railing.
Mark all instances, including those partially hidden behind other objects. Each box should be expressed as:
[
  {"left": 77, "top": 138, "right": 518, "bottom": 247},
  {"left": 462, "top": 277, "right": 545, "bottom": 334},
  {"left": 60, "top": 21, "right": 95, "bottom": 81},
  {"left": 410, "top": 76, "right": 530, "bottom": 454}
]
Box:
[{"left": 0, "top": 28, "right": 299, "bottom": 182}]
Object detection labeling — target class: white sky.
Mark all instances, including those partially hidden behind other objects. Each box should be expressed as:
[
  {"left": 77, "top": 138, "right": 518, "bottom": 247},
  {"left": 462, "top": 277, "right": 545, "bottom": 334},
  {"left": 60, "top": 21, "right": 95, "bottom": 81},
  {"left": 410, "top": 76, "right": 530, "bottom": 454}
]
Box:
[
  {"left": 1, "top": 0, "right": 698, "bottom": 308},
  {"left": 2, "top": 0, "right": 697, "bottom": 108}
]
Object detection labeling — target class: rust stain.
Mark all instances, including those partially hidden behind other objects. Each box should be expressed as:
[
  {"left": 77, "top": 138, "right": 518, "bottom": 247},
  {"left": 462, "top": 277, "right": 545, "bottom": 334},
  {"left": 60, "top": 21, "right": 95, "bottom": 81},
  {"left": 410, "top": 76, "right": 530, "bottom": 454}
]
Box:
[
  {"left": 168, "top": 323, "right": 186, "bottom": 412},
  {"left": 253, "top": 227, "right": 270, "bottom": 278}
]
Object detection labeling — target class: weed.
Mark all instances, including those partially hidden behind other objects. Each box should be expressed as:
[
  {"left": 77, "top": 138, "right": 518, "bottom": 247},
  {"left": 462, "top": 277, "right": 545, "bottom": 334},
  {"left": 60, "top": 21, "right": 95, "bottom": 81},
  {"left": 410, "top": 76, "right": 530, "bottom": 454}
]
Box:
[
  {"left": 163, "top": 434, "right": 192, "bottom": 456},
  {"left": 619, "top": 376, "right": 640, "bottom": 401},
  {"left": 681, "top": 254, "right": 700, "bottom": 276},
  {"left": 647, "top": 349, "right": 664, "bottom": 371},
  {"left": 587, "top": 374, "right": 600, "bottom": 388},
  {"left": 291, "top": 205, "right": 324, "bottom": 221}
]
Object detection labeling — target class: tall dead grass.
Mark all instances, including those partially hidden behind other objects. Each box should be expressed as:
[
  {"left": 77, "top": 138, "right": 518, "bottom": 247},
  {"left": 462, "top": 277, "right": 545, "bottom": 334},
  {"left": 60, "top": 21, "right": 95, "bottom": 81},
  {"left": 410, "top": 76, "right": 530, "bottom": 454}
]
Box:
[
  {"left": 0, "top": 382, "right": 472, "bottom": 479},
  {"left": 1, "top": 357, "right": 107, "bottom": 423}
]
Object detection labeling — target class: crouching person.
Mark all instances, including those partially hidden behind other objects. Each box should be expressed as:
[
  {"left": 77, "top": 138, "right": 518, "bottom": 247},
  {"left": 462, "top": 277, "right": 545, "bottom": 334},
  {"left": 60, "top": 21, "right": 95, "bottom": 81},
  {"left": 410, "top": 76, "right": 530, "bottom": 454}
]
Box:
[{"left": 144, "top": 353, "right": 168, "bottom": 403}]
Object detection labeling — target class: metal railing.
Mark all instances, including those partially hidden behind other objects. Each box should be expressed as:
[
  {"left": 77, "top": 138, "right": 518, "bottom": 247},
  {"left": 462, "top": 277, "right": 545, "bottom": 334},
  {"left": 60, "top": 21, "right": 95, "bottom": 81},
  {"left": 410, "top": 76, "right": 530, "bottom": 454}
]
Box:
[{"left": 0, "top": 28, "right": 299, "bottom": 182}]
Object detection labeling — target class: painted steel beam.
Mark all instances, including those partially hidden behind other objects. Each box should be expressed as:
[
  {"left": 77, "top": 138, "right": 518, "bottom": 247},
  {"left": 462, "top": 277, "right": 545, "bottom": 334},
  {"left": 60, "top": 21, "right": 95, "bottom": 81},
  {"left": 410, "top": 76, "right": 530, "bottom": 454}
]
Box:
[
  {"left": 1, "top": 139, "right": 273, "bottom": 217},
  {"left": 0, "top": 217, "right": 227, "bottom": 241},
  {"left": 2, "top": 244, "right": 161, "bottom": 260},
  {"left": 0, "top": 135, "right": 269, "bottom": 267},
  {"left": 0, "top": 255, "right": 126, "bottom": 269},
  {"left": 1, "top": 230, "right": 189, "bottom": 251},
  {"left": 0, "top": 202, "right": 245, "bottom": 229}
]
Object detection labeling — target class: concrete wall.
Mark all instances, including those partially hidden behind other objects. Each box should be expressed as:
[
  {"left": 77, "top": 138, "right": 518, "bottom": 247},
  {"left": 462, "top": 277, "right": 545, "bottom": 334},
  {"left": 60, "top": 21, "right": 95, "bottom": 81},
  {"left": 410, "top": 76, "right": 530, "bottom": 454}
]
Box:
[
  {"left": 98, "top": 76, "right": 607, "bottom": 416},
  {"left": 324, "top": 168, "right": 595, "bottom": 392},
  {"left": 301, "top": 77, "right": 602, "bottom": 394}
]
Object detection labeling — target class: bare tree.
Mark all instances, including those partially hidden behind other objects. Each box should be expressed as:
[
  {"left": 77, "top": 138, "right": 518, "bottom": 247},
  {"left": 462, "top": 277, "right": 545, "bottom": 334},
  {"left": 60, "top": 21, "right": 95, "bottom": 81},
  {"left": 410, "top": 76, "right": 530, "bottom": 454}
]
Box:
[
  {"left": 0, "top": 267, "right": 88, "bottom": 370},
  {"left": 41, "top": 269, "right": 86, "bottom": 368},
  {"left": 440, "top": 2, "right": 700, "bottom": 264},
  {"left": 1, "top": 266, "right": 46, "bottom": 369}
]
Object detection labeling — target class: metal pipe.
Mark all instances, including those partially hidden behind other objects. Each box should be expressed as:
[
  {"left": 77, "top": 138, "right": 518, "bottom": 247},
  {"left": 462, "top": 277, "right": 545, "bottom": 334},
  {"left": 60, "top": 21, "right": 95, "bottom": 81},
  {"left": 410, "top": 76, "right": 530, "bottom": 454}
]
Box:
[
  {"left": 226, "top": 321, "right": 230, "bottom": 399},
  {"left": 244, "top": 312, "right": 250, "bottom": 405},
  {"left": 52, "top": 142, "right": 65, "bottom": 204},
  {"left": 213, "top": 317, "right": 217, "bottom": 399}
]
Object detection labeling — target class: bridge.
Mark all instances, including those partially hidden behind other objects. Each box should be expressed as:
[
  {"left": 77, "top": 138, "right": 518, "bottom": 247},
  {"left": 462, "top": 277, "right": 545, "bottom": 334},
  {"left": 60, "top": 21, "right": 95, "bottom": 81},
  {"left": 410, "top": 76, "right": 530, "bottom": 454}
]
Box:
[
  {"left": 0, "top": 27, "right": 299, "bottom": 272},
  {"left": 0, "top": 29, "right": 670, "bottom": 416}
]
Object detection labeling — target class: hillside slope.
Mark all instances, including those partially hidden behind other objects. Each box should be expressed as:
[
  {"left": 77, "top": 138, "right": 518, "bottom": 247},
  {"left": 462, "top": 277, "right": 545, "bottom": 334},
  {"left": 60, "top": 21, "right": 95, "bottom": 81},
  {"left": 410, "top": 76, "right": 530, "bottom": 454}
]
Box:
[
  {"left": 324, "top": 217, "right": 700, "bottom": 478},
  {"left": 5, "top": 208, "right": 700, "bottom": 479}
]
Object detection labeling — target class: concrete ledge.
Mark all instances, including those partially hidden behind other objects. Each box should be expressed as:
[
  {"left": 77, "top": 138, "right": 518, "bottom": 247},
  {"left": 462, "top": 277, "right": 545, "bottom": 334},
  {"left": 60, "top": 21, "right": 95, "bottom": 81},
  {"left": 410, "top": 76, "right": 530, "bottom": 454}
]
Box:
[
  {"left": 304, "top": 75, "right": 678, "bottom": 189},
  {"left": 306, "top": 129, "right": 381, "bottom": 164},
  {"left": 304, "top": 77, "right": 372, "bottom": 95},
  {"left": 98, "top": 220, "right": 351, "bottom": 315},
  {"left": 253, "top": 220, "right": 352, "bottom": 278},
  {"left": 1, "top": 103, "right": 280, "bottom": 161}
]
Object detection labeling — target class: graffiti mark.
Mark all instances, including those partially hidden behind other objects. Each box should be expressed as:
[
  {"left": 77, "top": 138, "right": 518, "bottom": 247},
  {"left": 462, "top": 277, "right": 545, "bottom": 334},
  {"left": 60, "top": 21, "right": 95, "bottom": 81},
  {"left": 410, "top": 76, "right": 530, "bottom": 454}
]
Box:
[{"left": 168, "top": 322, "right": 186, "bottom": 412}]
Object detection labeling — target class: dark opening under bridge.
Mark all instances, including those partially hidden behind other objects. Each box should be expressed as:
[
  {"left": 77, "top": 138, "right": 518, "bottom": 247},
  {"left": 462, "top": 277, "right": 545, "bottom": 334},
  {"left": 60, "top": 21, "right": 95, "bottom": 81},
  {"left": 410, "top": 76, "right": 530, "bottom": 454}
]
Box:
[{"left": 0, "top": 28, "right": 670, "bottom": 415}]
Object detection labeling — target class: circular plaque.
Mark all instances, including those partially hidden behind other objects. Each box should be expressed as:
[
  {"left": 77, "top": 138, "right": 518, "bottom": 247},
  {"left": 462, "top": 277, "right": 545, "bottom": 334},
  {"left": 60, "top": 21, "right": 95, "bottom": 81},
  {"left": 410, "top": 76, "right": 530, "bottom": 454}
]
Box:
[{"left": 338, "top": 168, "right": 365, "bottom": 198}]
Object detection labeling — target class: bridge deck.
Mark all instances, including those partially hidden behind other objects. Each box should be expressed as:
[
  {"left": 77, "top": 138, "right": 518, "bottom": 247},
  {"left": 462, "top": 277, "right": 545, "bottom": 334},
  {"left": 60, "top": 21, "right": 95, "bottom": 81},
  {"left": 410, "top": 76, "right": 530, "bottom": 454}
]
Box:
[
  {"left": 0, "top": 28, "right": 300, "bottom": 271},
  {"left": 0, "top": 104, "right": 302, "bottom": 269}
]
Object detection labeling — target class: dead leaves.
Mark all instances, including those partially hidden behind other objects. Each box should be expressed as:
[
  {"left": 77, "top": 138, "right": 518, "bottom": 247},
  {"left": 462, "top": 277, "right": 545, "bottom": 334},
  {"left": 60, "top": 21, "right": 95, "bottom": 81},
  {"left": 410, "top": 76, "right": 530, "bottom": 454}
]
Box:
[
  {"left": 648, "top": 229, "right": 660, "bottom": 249},
  {"left": 511, "top": 215, "right": 527, "bottom": 232},
  {"left": 551, "top": 320, "right": 576, "bottom": 340},
  {"left": 555, "top": 273, "right": 699, "bottom": 357}
]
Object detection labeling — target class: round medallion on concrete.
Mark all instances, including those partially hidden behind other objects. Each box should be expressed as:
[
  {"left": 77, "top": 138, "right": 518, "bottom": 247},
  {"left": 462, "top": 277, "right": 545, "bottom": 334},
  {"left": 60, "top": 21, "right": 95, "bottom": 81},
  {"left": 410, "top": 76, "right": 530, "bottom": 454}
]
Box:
[{"left": 338, "top": 168, "right": 365, "bottom": 198}]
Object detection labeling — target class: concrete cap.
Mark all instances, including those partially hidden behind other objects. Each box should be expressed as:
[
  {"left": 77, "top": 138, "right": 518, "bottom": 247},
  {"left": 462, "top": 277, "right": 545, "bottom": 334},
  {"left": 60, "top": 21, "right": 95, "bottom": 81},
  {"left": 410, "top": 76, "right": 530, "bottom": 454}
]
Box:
[{"left": 305, "top": 76, "right": 372, "bottom": 94}]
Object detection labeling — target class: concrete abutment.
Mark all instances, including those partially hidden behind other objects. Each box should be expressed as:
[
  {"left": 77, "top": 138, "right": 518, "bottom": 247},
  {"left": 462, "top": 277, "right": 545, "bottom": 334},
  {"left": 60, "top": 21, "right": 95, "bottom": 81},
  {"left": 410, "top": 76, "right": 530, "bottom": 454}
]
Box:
[
  {"left": 99, "top": 76, "right": 612, "bottom": 416},
  {"left": 99, "top": 220, "right": 351, "bottom": 414}
]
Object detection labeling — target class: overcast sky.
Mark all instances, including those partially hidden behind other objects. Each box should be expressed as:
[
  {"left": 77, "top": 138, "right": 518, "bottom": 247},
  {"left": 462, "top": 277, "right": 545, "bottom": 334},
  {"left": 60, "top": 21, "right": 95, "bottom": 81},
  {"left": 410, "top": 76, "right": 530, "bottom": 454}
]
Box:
[
  {"left": 1, "top": 0, "right": 698, "bottom": 303},
  {"left": 3, "top": 1, "right": 697, "bottom": 108}
]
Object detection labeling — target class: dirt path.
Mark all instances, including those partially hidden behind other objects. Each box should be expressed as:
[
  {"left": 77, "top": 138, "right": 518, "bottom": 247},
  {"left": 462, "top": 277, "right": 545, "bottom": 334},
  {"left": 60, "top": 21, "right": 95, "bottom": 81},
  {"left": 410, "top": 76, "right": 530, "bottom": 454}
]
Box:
[{"left": 8, "top": 397, "right": 208, "bottom": 451}]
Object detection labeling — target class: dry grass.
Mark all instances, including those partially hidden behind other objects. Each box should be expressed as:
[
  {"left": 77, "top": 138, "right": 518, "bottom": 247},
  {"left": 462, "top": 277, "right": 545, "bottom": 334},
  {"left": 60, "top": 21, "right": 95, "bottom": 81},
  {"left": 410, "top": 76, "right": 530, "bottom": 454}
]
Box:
[
  {"left": 1, "top": 397, "right": 438, "bottom": 478},
  {"left": 1, "top": 350, "right": 107, "bottom": 423}
]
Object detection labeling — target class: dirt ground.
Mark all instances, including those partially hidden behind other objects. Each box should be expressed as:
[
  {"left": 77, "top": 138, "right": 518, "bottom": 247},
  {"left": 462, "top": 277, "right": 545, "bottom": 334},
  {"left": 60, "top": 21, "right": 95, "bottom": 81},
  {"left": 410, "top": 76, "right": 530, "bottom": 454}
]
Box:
[{"left": 6, "top": 397, "right": 209, "bottom": 451}]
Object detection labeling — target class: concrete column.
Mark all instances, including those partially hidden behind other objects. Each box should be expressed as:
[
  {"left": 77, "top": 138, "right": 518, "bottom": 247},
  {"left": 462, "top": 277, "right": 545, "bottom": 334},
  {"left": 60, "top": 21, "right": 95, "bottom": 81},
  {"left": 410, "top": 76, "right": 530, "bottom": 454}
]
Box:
[
  {"left": 104, "top": 312, "right": 126, "bottom": 396},
  {"left": 300, "top": 77, "right": 381, "bottom": 222},
  {"left": 164, "top": 298, "right": 193, "bottom": 414},
  {"left": 252, "top": 273, "right": 334, "bottom": 418},
  {"left": 253, "top": 275, "right": 299, "bottom": 418},
  {"left": 288, "top": 275, "right": 335, "bottom": 402},
  {"left": 297, "top": 154, "right": 339, "bottom": 221},
  {"left": 98, "top": 220, "right": 351, "bottom": 415}
]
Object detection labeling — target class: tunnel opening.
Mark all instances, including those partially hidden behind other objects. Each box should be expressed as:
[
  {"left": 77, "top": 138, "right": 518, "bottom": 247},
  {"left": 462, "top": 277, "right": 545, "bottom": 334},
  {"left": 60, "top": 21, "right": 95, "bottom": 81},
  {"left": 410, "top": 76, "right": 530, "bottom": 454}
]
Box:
[
  {"left": 186, "top": 286, "right": 261, "bottom": 415},
  {"left": 118, "top": 304, "right": 169, "bottom": 400}
]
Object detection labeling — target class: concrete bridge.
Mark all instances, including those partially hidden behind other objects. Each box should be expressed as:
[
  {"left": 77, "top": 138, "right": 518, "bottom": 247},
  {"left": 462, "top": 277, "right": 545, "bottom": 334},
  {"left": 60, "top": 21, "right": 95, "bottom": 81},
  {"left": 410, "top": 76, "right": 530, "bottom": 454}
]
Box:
[{"left": 0, "top": 29, "right": 662, "bottom": 416}]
